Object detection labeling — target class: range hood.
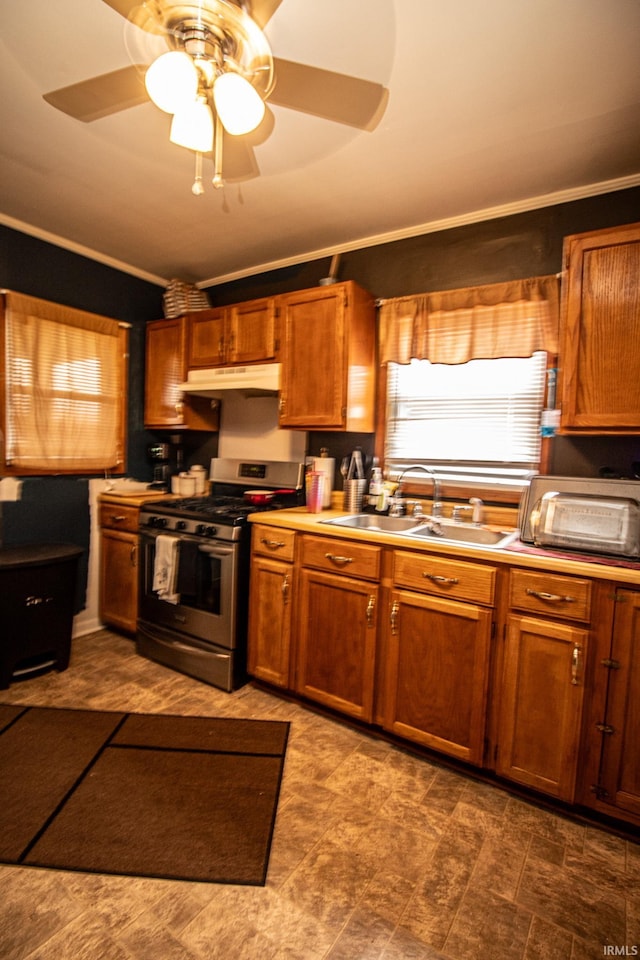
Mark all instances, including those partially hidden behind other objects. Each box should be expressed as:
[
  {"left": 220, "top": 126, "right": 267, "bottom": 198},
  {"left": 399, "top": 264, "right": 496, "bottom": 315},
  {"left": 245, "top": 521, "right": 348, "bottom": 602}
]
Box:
[{"left": 179, "top": 363, "right": 281, "bottom": 397}]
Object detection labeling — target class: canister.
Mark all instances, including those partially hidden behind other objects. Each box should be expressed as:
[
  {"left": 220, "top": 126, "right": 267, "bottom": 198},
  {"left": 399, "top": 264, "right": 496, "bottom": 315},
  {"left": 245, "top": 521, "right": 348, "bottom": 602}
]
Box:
[
  {"left": 178, "top": 472, "right": 196, "bottom": 496},
  {"left": 312, "top": 456, "right": 334, "bottom": 508},
  {"left": 189, "top": 465, "right": 206, "bottom": 494}
]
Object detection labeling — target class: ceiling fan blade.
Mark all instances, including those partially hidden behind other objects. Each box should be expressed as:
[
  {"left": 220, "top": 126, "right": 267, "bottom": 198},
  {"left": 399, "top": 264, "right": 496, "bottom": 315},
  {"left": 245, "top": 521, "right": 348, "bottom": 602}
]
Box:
[
  {"left": 42, "top": 65, "right": 148, "bottom": 122},
  {"left": 101, "top": 0, "right": 141, "bottom": 23},
  {"left": 269, "top": 58, "right": 388, "bottom": 131},
  {"left": 248, "top": 0, "right": 284, "bottom": 29},
  {"left": 220, "top": 132, "right": 260, "bottom": 181}
]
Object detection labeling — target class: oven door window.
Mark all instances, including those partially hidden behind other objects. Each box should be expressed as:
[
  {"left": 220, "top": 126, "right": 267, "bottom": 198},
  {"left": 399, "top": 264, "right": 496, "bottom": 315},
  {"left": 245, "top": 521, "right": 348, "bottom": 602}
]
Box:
[{"left": 142, "top": 534, "right": 238, "bottom": 620}]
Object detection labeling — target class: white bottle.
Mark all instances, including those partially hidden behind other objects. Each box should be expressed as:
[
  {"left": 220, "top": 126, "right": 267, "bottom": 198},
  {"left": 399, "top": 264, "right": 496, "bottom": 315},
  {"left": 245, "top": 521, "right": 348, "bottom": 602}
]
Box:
[{"left": 368, "top": 467, "right": 383, "bottom": 507}]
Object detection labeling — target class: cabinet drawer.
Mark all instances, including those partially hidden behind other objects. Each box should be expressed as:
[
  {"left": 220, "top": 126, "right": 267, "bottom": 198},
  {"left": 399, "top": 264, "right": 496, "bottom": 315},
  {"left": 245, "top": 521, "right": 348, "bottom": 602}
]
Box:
[
  {"left": 301, "top": 535, "right": 381, "bottom": 581},
  {"left": 99, "top": 503, "right": 140, "bottom": 533},
  {"left": 394, "top": 550, "right": 496, "bottom": 605},
  {"left": 510, "top": 569, "right": 592, "bottom": 622},
  {"left": 252, "top": 524, "right": 296, "bottom": 562}
]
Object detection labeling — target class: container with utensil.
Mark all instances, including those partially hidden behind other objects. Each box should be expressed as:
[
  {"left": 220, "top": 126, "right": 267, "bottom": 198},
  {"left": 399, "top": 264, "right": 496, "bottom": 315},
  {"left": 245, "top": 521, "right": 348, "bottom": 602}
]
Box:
[{"left": 343, "top": 479, "right": 367, "bottom": 512}]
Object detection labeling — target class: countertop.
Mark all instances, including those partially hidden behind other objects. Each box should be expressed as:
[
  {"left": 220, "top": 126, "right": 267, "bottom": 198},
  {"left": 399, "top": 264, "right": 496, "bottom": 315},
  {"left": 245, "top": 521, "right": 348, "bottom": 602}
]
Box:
[
  {"left": 99, "top": 490, "right": 175, "bottom": 507},
  {"left": 248, "top": 506, "right": 640, "bottom": 587}
]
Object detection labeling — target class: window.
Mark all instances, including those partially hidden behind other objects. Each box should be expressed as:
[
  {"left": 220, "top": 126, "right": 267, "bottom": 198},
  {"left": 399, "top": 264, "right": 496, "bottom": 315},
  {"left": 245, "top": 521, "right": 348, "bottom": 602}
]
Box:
[
  {"left": 2, "top": 291, "right": 128, "bottom": 475},
  {"left": 378, "top": 275, "right": 559, "bottom": 499},
  {"left": 385, "top": 352, "right": 547, "bottom": 493}
]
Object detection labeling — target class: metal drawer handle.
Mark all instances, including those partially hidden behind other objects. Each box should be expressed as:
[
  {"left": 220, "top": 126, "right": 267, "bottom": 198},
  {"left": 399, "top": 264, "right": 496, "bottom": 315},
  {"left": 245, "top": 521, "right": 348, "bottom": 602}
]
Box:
[
  {"left": 282, "top": 574, "right": 290, "bottom": 603},
  {"left": 260, "top": 537, "right": 286, "bottom": 549},
  {"left": 25, "top": 595, "right": 53, "bottom": 606},
  {"left": 423, "top": 573, "right": 459, "bottom": 585},
  {"left": 109, "top": 514, "right": 126, "bottom": 523},
  {"left": 526, "top": 588, "right": 576, "bottom": 604},
  {"left": 325, "top": 552, "right": 354, "bottom": 565}
]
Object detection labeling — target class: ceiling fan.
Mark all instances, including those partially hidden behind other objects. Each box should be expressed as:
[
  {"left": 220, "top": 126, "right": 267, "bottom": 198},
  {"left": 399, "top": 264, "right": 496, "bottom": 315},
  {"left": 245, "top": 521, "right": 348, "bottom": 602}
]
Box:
[{"left": 43, "top": 0, "right": 389, "bottom": 192}]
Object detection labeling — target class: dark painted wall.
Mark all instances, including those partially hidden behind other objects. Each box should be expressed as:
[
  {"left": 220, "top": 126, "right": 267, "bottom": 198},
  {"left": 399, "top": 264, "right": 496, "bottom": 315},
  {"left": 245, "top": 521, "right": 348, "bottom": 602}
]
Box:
[
  {"left": 0, "top": 224, "right": 164, "bottom": 605},
  {"left": 205, "top": 186, "right": 640, "bottom": 483}
]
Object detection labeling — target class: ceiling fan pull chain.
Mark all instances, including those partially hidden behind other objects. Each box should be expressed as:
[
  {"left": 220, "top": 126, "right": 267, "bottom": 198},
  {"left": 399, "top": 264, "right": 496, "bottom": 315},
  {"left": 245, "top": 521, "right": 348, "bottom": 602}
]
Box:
[
  {"left": 212, "top": 115, "right": 225, "bottom": 190},
  {"left": 192, "top": 151, "right": 205, "bottom": 196}
]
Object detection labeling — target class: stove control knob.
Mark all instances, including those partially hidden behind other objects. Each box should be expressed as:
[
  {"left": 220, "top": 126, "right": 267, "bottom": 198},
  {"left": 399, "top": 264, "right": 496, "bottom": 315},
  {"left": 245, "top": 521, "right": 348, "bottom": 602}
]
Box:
[
  {"left": 197, "top": 524, "right": 217, "bottom": 537},
  {"left": 151, "top": 516, "right": 168, "bottom": 528},
  {"left": 176, "top": 520, "right": 187, "bottom": 531}
]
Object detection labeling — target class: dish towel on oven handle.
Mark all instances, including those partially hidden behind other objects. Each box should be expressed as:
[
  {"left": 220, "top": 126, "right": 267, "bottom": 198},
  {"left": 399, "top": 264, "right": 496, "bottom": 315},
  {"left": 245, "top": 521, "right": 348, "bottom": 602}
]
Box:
[{"left": 153, "top": 534, "right": 180, "bottom": 604}]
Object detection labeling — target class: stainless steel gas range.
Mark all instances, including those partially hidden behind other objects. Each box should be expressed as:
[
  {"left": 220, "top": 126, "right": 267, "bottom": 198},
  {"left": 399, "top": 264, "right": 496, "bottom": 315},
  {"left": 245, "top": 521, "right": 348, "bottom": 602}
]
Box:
[{"left": 136, "top": 457, "right": 305, "bottom": 691}]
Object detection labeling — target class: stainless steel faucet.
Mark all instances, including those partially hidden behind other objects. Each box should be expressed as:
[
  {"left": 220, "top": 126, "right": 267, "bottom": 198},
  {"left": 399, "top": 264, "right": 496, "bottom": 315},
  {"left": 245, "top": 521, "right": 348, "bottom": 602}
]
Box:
[{"left": 395, "top": 465, "right": 442, "bottom": 517}]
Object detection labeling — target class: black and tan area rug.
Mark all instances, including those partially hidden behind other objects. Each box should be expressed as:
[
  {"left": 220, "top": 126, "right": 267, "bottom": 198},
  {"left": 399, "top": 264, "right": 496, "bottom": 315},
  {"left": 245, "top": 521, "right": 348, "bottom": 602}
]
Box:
[{"left": 0, "top": 704, "right": 289, "bottom": 885}]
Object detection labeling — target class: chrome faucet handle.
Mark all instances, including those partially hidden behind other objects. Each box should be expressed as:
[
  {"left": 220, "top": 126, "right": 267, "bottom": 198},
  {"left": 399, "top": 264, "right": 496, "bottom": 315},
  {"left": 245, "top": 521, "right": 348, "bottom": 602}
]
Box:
[
  {"left": 452, "top": 504, "right": 472, "bottom": 522},
  {"left": 469, "top": 497, "right": 484, "bottom": 525},
  {"left": 388, "top": 497, "right": 405, "bottom": 517},
  {"left": 431, "top": 500, "right": 443, "bottom": 518}
]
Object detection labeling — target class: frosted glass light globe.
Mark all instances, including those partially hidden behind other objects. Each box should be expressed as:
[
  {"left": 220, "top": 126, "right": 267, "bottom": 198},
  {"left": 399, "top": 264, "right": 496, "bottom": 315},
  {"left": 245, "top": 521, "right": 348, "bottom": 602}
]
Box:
[
  {"left": 213, "top": 72, "right": 265, "bottom": 135},
  {"left": 145, "top": 52, "right": 199, "bottom": 114}
]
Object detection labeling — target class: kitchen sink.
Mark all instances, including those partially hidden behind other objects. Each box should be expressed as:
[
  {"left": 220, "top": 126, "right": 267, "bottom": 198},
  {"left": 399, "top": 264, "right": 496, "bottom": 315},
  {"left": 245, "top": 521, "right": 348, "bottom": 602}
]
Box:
[
  {"left": 322, "top": 514, "right": 424, "bottom": 533},
  {"left": 406, "top": 521, "right": 517, "bottom": 549},
  {"left": 321, "top": 514, "right": 517, "bottom": 549}
]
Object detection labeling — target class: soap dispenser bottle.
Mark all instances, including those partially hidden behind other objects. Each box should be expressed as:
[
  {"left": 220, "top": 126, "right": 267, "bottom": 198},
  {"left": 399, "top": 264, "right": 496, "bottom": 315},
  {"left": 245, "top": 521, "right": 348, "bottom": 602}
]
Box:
[{"left": 368, "top": 462, "right": 383, "bottom": 509}]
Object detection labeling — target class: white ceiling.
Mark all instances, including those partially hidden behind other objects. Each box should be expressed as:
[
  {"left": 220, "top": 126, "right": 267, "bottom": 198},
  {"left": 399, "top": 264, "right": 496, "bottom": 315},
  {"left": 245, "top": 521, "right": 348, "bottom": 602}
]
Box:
[{"left": 1, "top": 0, "right": 640, "bottom": 288}]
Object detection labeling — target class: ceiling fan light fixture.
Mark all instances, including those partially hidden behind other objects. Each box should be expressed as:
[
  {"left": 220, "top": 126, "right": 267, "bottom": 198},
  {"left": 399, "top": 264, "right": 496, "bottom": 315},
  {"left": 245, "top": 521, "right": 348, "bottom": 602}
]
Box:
[
  {"left": 169, "top": 97, "right": 214, "bottom": 153},
  {"left": 145, "top": 51, "right": 199, "bottom": 114},
  {"left": 213, "top": 72, "right": 265, "bottom": 136}
]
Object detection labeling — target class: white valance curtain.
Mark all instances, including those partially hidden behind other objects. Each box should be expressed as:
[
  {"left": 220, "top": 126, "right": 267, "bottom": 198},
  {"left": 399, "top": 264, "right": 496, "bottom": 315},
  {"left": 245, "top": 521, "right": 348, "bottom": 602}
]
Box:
[{"left": 378, "top": 275, "right": 560, "bottom": 365}]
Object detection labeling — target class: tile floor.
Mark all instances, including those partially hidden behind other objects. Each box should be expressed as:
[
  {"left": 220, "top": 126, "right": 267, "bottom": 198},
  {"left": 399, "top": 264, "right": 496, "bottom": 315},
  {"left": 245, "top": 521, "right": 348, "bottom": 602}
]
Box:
[{"left": 0, "top": 629, "right": 638, "bottom": 960}]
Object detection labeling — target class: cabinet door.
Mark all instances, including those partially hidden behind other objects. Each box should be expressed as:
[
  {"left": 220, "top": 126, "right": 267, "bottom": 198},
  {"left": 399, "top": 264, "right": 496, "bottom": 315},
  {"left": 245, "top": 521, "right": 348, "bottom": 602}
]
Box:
[
  {"left": 247, "top": 555, "right": 293, "bottom": 688},
  {"left": 496, "top": 614, "right": 588, "bottom": 801},
  {"left": 145, "top": 317, "right": 220, "bottom": 430},
  {"left": 598, "top": 590, "right": 640, "bottom": 818},
  {"left": 187, "top": 308, "right": 227, "bottom": 367},
  {"left": 560, "top": 222, "right": 640, "bottom": 431},
  {"left": 228, "top": 298, "right": 277, "bottom": 364},
  {"left": 145, "top": 318, "right": 186, "bottom": 427},
  {"left": 279, "top": 286, "right": 346, "bottom": 428},
  {"left": 384, "top": 589, "right": 492, "bottom": 765},
  {"left": 296, "top": 568, "right": 378, "bottom": 721},
  {"left": 100, "top": 529, "right": 138, "bottom": 634}
]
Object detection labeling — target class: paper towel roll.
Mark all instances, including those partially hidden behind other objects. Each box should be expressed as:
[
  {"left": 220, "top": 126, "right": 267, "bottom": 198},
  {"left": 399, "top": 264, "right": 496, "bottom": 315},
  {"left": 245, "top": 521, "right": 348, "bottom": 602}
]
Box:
[{"left": 313, "top": 457, "right": 334, "bottom": 508}]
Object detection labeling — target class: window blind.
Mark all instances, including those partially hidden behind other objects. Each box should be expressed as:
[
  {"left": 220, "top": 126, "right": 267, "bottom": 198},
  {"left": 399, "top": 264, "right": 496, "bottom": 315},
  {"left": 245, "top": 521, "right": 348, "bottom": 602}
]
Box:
[
  {"left": 385, "top": 353, "right": 547, "bottom": 489},
  {"left": 3, "top": 291, "right": 128, "bottom": 474}
]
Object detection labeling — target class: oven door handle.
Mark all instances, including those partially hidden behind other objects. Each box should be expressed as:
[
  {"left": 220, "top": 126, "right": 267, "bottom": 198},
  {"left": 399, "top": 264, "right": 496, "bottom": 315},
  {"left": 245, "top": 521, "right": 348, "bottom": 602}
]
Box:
[{"left": 198, "top": 545, "right": 235, "bottom": 558}]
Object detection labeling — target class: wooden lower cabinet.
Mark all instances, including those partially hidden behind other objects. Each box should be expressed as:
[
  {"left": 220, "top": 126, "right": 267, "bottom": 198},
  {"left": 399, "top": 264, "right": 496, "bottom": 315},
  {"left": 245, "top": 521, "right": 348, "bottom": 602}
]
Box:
[
  {"left": 496, "top": 614, "right": 588, "bottom": 802},
  {"left": 383, "top": 590, "right": 493, "bottom": 766},
  {"left": 383, "top": 549, "right": 496, "bottom": 765},
  {"left": 99, "top": 500, "right": 141, "bottom": 634},
  {"left": 246, "top": 522, "right": 640, "bottom": 832},
  {"left": 592, "top": 589, "right": 640, "bottom": 819},
  {"left": 496, "top": 568, "right": 591, "bottom": 802},
  {"left": 247, "top": 524, "right": 296, "bottom": 688},
  {"left": 296, "top": 567, "right": 378, "bottom": 721}
]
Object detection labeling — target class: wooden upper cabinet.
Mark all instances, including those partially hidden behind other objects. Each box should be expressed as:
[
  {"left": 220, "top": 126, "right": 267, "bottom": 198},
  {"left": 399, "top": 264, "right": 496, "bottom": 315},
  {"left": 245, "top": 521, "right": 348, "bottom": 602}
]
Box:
[
  {"left": 229, "top": 298, "right": 278, "bottom": 364},
  {"left": 559, "top": 221, "right": 640, "bottom": 432},
  {"left": 187, "top": 307, "right": 227, "bottom": 367},
  {"left": 187, "top": 298, "right": 277, "bottom": 367},
  {"left": 278, "top": 281, "right": 376, "bottom": 431},
  {"left": 144, "top": 317, "right": 219, "bottom": 431}
]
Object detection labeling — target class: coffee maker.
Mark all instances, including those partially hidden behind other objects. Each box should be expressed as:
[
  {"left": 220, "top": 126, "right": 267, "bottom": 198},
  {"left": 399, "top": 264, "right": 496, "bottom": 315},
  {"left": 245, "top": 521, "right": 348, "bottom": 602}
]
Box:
[{"left": 147, "top": 440, "right": 183, "bottom": 489}]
